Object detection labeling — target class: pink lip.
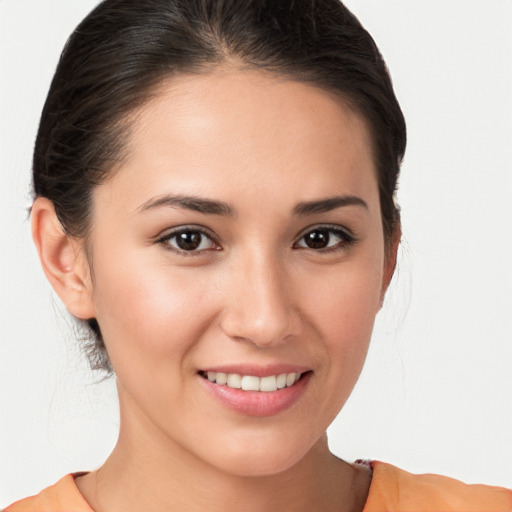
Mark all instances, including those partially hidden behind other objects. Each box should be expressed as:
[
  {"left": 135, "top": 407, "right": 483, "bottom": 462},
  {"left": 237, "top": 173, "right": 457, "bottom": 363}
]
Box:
[{"left": 198, "top": 370, "right": 312, "bottom": 417}]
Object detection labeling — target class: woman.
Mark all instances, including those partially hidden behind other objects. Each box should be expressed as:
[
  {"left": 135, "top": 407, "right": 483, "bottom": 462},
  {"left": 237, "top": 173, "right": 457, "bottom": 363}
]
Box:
[{"left": 2, "top": 0, "right": 511, "bottom": 510}]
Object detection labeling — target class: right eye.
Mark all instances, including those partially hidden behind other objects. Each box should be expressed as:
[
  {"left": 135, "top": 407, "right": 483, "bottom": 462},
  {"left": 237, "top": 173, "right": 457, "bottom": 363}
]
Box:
[{"left": 158, "top": 227, "right": 221, "bottom": 255}]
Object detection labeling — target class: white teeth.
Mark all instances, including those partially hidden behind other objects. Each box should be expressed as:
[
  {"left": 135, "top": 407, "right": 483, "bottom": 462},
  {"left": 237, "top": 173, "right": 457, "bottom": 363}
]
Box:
[
  {"left": 216, "top": 372, "right": 227, "bottom": 385},
  {"left": 204, "top": 371, "right": 303, "bottom": 391},
  {"left": 260, "top": 376, "right": 278, "bottom": 392},
  {"left": 286, "top": 373, "right": 297, "bottom": 387},
  {"left": 227, "top": 373, "right": 242, "bottom": 389},
  {"left": 241, "top": 375, "right": 260, "bottom": 391},
  {"left": 276, "top": 373, "right": 287, "bottom": 389}
]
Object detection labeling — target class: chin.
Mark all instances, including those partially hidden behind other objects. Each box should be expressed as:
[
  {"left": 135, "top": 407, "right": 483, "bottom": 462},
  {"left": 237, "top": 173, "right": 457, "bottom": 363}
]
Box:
[
  {"left": 200, "top": 431, "right": 319, "bottom": 478},
  {"left": 217, "top": 453, "right": 304, "bottom": 478}
]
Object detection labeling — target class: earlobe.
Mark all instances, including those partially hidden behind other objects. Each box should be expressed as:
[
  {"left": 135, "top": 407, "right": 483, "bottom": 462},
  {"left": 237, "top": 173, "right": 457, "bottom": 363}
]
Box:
[
  {"left": 380, "top": 223, "right": 401, "bottom": 303},
  {"left": 31, "top": 197, "right": 95, "bottom": 320}
]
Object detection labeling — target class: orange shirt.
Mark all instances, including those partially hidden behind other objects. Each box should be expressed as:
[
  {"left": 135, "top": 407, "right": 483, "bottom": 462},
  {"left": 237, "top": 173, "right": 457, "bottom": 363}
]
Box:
[
  {"left": 4, "top": 473, "right": 92, "bottom": 512},
  {"left": 364, "top": 462, "right": 512, "bottom": 512},
  {"left": 5, "top": 461, "right": 512, "bottom": 512}
]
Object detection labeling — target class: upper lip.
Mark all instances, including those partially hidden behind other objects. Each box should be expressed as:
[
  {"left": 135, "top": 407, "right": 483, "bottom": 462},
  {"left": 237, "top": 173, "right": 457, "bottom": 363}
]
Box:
[{"left": 199, "top": 364, "right": 311, "bottom": 378}]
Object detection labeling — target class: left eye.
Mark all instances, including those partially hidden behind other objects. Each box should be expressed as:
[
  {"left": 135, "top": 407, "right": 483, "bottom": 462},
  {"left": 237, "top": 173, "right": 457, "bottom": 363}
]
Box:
[
  {"left": 295, "top": 227, "right": 354, "bottom": 250},
  {"left": 162, "top": 229, "right": 218, "bottom": 252}
]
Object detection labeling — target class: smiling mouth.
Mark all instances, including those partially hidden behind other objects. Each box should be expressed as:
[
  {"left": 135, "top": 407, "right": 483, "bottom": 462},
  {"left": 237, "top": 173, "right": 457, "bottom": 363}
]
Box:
[{"left": 199, "top": 371, "right": 308, "bottom": 392}]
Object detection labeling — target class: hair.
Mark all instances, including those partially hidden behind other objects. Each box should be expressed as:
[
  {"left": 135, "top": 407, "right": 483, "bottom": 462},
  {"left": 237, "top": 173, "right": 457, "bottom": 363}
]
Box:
[{"left": 33, "top": 0, "right": 406, "bottom": 373}]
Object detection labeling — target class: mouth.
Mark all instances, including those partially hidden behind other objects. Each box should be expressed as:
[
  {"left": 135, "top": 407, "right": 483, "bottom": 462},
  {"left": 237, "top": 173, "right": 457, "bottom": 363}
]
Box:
[
  {"left": 198, "top": 370, "right": 308, "bottom": 392},
  {"left": 198, "top": 367, "right": 312, "bottom": 416}
]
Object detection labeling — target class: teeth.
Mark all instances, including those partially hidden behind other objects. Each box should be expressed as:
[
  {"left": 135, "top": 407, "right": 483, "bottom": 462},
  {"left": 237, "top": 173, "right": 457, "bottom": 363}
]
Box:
[
  {"left": 216, "top": 372, "right": 227, "bottom": 385},
  {"left": 227, "top": 373, "right": 242, "bottom": 389},
  {"left": 204, "top": 371, "right": 303, "bottom": 391},
  {"left": 260, "top": 376, "right": 278, "bottom": 392},
  {"left": 286, "top": 373, "right": 296, "bottom": 387},
  {"left": 276, "top": 373, "right": 287, "bottom": 389},
  {"left": 241, "top": 375, "right": 260, "bottom": 391}
]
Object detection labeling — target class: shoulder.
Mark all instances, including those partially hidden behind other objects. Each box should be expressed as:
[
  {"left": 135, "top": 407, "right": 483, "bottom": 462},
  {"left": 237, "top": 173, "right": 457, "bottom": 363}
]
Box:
[
  {"left": 3, "top": 474, "right": 93, "bottom": 512},
  {"left": 363, "top": 461, "right": 512, "bottom": 512}
]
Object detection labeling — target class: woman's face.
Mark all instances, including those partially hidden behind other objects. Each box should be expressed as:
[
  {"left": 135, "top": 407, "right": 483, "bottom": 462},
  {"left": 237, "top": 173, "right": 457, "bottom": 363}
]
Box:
[{"left": 81, "top": 69, "right": 394, "bottom": 476}]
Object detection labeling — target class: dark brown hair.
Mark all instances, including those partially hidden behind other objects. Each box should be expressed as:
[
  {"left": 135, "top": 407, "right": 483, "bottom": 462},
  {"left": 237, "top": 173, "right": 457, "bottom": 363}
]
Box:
[{"left": 33, "top": 0, "right": 406, "bottom": 373}]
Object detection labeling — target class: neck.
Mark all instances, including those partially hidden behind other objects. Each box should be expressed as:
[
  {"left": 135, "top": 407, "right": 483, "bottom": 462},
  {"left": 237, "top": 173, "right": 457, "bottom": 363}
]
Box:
[{"left": 76, "top": 394, "right": 370, "bottom": 512}]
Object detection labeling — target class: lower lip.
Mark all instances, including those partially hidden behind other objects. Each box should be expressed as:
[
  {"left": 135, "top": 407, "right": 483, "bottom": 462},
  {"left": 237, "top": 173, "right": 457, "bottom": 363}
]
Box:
[{"left": 199, "top": 372, "right": 311, "bottom": 417}]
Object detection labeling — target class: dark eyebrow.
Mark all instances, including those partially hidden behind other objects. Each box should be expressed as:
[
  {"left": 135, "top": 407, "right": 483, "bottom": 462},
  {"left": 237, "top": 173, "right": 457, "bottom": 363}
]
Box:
[
  {"left": 294, "top": 196, "right": 368, "bottom": 215},
  {"left": 136, "top": 194, "right": 234, "bottom": 216},
  {"left": 137, "top": 193, "right": 367, "bottom": 217}
]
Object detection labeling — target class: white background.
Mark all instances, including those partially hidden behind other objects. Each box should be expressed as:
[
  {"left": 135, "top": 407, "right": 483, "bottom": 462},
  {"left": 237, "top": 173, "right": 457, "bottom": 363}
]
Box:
[{"left": 1, "top": 0, "right": 511, "bottom": 506}]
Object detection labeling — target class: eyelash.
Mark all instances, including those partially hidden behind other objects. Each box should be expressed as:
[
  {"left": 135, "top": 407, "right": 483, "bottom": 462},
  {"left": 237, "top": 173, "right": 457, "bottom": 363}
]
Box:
[{"left": 156, "top": 224, "right": 357, "bottom": 256}]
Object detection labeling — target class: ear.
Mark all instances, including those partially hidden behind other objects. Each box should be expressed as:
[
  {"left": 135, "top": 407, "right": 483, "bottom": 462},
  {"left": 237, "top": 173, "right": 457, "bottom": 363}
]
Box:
[
  {"left": 31, "top": 197, "right": 96, "bottom": 320},
  {"left": 380, "top": 222, "right": 401, "bottom": 302}
]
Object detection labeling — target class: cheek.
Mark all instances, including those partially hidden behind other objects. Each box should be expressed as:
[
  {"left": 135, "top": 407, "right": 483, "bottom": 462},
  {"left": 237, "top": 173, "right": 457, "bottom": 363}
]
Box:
[
  {"left": 309, "top": 255, "right": 383, "bottom": 336},
  {"left": 89, "top": 248, "right": 218, "bottom": 369},
  {"left": 305, "top": 256, "right": 384, "bottom": 384}
]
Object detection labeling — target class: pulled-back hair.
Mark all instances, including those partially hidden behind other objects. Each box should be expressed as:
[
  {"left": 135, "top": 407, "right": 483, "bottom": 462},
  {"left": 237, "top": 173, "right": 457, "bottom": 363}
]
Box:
[{"left": 34, "top": 0, "right": 406, "bottom": 373}]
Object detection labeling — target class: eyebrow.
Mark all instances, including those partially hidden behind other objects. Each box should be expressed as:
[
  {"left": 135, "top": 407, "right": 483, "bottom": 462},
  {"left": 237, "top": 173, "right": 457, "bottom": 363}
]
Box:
[
  {"left": 293, "top": 196, "right": 368, "bottom": 215},
  {"left": 136, "top": 193, "right": 367, "bottom": 216},
  {"left": 137, "top": 194, "right": 234, "bottom": 216}
]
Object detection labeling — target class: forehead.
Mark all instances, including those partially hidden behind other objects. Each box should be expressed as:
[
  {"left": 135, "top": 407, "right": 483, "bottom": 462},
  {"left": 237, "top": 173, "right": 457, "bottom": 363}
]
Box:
[{"left": 103, "top": 69, "right": 378, "bottom": 213}]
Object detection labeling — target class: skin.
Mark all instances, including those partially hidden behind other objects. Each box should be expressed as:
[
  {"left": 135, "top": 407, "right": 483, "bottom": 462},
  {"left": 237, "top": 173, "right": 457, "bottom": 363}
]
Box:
[{"left": 32, "top": 68, "right": 398, "bottom": 512}]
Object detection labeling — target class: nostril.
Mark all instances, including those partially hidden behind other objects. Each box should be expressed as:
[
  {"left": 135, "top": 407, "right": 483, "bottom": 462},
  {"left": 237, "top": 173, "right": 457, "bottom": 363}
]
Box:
[{"left": 219, "top": 312, "right": 301, "bottom": 348}]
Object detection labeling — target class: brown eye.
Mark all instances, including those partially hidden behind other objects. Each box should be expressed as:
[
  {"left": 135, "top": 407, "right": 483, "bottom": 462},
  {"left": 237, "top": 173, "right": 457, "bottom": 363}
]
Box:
[
  {"left": 175, "top": 231, "right": 203, "bottom": 250},
  {"left": 302, "top": 229, "right": 331, "bottom": 249},
  {"left": 161, "top": 228, "right": 219, "bottom": 253},
  {"left": 295, "top": 226, "right": 355, "bottom": 251}
]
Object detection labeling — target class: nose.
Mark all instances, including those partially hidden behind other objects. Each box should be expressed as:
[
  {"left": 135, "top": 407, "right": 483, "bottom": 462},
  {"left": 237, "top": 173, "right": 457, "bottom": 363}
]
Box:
[{"left": 219, "top": 252, "right": 302, "bottom": 347}]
